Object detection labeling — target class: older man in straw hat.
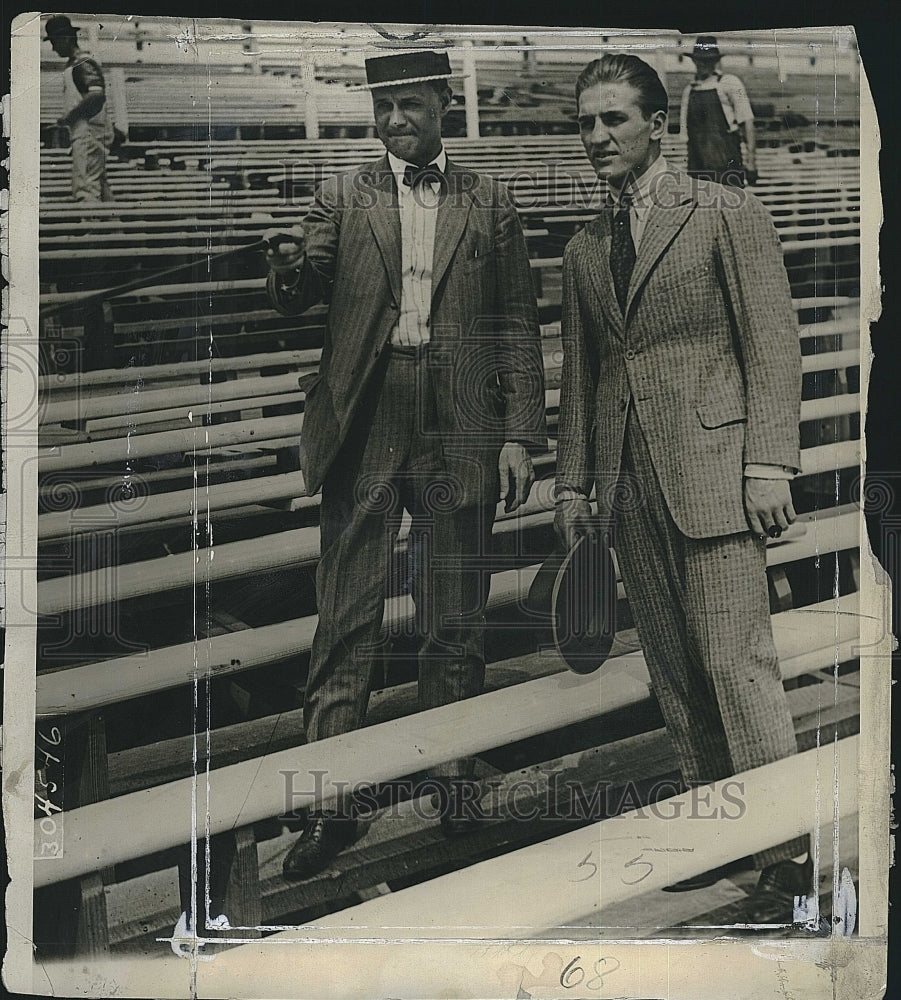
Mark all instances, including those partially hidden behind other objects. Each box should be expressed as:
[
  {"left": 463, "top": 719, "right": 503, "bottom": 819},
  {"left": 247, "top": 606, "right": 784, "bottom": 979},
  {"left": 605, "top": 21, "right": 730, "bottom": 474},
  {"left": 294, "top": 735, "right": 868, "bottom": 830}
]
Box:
[{"left": 266, "top": 49, "right": 546, "bottom": 879}]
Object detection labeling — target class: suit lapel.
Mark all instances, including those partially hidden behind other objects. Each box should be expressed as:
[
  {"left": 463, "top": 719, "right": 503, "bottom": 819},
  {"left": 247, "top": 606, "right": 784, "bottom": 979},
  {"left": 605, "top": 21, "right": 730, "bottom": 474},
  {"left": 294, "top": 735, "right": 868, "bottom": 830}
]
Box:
[
  {"left": 363, "top": 156, "right": 403, "bottom": 306},
  {"left": 431, "top": 159, "right": 473, "bottom": 298},
  {"left": 625, "top": 169, "right": 697, "bottom": 316},
  {"left": 583, "top": 212, "right": 625, "bottom": 337}
]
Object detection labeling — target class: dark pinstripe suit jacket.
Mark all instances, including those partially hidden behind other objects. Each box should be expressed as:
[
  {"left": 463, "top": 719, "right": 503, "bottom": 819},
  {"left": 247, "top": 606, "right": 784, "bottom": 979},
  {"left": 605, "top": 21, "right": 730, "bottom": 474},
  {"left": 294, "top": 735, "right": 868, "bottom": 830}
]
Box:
[
  {"left": 557, "top": 166, "right": 802, "bottom": 538},
  {"left": 268, "top": 155, "right": 547, "bottom": 505}
]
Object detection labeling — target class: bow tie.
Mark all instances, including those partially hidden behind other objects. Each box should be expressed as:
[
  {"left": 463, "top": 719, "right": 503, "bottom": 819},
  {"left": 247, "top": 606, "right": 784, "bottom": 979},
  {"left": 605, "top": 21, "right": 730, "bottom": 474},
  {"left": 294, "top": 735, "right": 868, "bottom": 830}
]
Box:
[{"left": 402, "top": 162, "right": 444, "bottom": 189}]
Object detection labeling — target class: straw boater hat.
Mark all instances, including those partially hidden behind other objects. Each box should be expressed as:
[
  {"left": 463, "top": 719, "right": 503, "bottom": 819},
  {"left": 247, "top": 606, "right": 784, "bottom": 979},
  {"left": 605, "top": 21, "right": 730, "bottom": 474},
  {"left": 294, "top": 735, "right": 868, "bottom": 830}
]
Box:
[{"left": 356, "top": 50, "right": 454, "bottom": 90}]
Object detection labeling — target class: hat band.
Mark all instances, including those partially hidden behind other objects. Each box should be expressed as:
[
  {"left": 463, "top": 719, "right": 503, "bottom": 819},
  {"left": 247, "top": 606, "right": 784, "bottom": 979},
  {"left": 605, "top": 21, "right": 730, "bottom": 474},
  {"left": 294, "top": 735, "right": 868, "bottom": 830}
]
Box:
[{"left": 359, "top": 72, "right": 453, "bottom": 90}]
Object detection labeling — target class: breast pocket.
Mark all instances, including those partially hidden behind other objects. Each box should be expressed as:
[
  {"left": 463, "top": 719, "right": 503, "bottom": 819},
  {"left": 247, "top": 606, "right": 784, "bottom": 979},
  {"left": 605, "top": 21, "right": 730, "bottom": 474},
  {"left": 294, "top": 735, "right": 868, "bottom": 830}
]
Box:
[
  {"left": 653, "top": 260, "right": 713, "bottom": 294},
  {"left": 460, "top": 247, "right": 495, "bottom": 273},
  {"left": 696, "top": 395, "right": 747, "bottom": 429}
]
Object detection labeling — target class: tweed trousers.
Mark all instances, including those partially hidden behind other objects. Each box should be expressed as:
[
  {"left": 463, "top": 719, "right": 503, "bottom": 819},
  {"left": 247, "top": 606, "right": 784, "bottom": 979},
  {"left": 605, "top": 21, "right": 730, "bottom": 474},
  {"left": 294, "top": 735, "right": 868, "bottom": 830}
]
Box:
[
  {"left": 304, "top": 345, "right": 494, "bottom": 785},
  {"left": 614, "top": 407, "right": 808, "bottom": 870}
]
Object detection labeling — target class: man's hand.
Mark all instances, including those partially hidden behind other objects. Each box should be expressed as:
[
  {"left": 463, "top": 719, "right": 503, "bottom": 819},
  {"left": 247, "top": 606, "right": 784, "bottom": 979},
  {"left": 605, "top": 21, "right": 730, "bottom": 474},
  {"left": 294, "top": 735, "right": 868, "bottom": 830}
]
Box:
[
  {"left": 553, "top": 498, "right": 594, "bottom": 551},
  {"left": 744, "top": 477, "right": 796, "bottom": 538},
  {"left": 264, "top": 226, "right": 307, "bottom": 273},
  {"left": 498, "top": 442, "right": 535, "bottom": 513}
]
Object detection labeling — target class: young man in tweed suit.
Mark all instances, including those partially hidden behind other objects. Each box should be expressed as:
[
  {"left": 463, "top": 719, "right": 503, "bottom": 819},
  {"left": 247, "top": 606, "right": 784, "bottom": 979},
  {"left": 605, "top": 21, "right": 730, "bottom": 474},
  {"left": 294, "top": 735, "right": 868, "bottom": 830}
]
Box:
[
  {"left": 266, "top": 50, "right": 546, "bottom": 879},
  {"left": 555, "top": 53, "right": 810, "bottom": 924}
]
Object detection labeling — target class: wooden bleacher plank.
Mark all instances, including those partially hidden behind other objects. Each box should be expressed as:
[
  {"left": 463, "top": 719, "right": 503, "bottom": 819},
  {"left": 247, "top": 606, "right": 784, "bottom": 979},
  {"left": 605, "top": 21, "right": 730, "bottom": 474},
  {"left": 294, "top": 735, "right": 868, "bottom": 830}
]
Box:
[
  {"left": 103, "top": 642, "right": 633, "bottom": 798},
  {"left": 41, "top": 371, "right": 311, "bottom": 425},
  {"left": 104, "top": 675, "right": 845, "bottom": 941},
  {"left": 38, "top": 413, "right": 303, "bottom": 474},
  {"left": 254, "top": 676, "right": 860, "bottom": 926},
  {"left": 38, "top": 347, "right": 320, "bottom": 394},
  {"left": 35, "top": 542, "right": 860, "bottom": 710},
  {"left": 104, "top": 614, "right": 860, "bottom": 803},
  {"left": 597, "top": 810, "right": 858, "bottom": 936},
  {"left": 32, "top": 588, "right": 860, "bottom": 891},
  {"left": 36, "top": 453, "right": 279, "bottom": 502},
  {"left": 100, "top": 688, "right": 856, "bottom": 951},
  {"left": 34, "top": 435, "right": 858, "bottom": 543},
  {"left": 34, "top": 491, "right": 859, "bottom": 616},
  {"left": 38, "top": 471, "right": 311, "bottom": 542},
  {"left": 39, "top": 340, "right": 856, "bottom": 445},
  {"left": 197, "top": 737, "right": 858, "bottom": 947}
]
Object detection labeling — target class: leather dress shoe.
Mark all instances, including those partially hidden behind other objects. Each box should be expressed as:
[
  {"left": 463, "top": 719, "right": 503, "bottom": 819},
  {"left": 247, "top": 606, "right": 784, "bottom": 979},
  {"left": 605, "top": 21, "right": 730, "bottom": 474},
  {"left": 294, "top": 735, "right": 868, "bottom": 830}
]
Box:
[
  {"left": 431, "top": 778, "right": 485, "bottom": 837},
  {"left": 662, "top": 857, "right": 752, "bottom": 892},
  {"left": 282, "top": 812, "right": 358, "bottom": 882},
  {"left": 743, "top": 855, "right": 814, "bottom": 924}
]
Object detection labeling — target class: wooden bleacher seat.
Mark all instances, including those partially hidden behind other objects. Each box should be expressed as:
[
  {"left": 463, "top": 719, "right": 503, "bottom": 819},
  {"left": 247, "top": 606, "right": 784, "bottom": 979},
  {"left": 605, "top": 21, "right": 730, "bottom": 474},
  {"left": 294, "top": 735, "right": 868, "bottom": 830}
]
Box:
[{"left": 33, "top": 115, "right": 863, "bottom": 955}]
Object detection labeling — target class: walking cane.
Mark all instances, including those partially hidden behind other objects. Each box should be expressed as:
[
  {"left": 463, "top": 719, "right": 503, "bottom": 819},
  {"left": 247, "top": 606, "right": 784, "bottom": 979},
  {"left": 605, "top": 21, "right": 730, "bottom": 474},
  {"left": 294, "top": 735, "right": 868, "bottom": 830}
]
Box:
[
  {"left": 39, "top": 233, "right": 300, "bottom": 369},
  {"left": 39, "top": 233, "right": 299, "bottom": 319}
]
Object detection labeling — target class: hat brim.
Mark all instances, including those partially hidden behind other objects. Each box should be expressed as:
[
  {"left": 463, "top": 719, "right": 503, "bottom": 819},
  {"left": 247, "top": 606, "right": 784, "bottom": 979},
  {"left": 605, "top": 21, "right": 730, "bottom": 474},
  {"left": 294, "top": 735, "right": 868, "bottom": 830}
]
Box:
[
  {"left": 348, "top": 72, "right": 459, "bottom": 92},
  {"left": 527, "top": 533, "right": 617, "bottom": 675}
]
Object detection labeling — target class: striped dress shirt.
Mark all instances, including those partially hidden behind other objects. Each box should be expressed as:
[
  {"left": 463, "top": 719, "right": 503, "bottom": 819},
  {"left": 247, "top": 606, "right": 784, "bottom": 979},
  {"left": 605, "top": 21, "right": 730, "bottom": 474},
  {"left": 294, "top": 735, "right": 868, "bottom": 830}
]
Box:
[{"left": 386, "top": 148, "right": 447, "bottom": 347}]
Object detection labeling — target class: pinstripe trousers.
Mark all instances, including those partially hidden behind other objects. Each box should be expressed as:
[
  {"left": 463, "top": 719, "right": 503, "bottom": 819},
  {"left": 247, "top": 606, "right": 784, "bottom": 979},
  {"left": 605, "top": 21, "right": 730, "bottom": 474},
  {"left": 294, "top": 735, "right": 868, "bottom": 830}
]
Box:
[
  {"left": 614, "top": 407, "right": 807, "bottom": 870},
  {"left": 304, "top": 345, "right": 494, "bottom": 784}
]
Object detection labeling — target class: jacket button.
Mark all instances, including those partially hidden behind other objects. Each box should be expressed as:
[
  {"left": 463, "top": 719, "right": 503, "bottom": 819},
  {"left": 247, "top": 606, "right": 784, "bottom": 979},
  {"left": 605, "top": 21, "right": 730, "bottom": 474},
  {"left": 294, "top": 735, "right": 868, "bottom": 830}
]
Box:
[
  {"left": 620, "top": 399, "right": 628, "bottom": 411},
  {"left": 625, "top": 349, "right": 636, "bottom": 360}
]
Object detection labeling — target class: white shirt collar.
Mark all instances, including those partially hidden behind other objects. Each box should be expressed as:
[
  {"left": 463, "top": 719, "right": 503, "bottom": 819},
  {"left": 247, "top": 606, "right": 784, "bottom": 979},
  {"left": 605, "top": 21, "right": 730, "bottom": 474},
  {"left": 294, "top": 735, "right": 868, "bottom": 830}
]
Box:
[
  {"left": 608, "top": 152, "right": 668, "bottom": 209},
  {"left": 387, "top": 146, "right": 448, "bottom": 189}
]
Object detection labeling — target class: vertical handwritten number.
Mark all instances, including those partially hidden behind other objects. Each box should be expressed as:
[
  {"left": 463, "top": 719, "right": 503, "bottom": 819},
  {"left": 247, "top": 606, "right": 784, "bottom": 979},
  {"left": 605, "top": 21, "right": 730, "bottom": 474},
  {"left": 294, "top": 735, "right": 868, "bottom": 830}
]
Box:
[
  {"left": 570, "top": 850, "right": 598, "bottom": 882},
  {"left": 560, "top": 956, "right": 585, "bottom": 988},
  {"left": 34, "top": 795, "right": 62, "bottom": 819}
]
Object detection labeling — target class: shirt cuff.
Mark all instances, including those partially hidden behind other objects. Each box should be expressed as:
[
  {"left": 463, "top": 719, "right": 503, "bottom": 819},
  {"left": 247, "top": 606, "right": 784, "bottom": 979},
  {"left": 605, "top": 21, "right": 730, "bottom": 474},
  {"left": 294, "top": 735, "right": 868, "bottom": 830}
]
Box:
[
  {"left": 744, "top": 464, "right": 795, "bottom": 480},
  {"left": 554, "top": 483, "right": 589, "bottom": 504}
]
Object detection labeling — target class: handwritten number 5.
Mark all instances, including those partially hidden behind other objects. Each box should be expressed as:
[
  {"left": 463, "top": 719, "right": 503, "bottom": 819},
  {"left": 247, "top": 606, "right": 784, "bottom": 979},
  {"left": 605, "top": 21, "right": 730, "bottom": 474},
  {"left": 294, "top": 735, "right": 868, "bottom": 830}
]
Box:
[
  {"left": 621, "top": 852, "right": 653, "bottom": 885},
  {"left": 571, "top": 851, "right": 598, "bottom": 882}
]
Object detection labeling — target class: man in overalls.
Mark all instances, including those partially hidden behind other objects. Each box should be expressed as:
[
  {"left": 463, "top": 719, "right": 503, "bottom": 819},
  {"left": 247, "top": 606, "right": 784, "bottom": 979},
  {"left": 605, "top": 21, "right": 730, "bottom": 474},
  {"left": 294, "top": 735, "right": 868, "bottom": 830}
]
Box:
[
  {"left": 45, "top": 15, "right": 113, "bottom": 202},
  {"left": 680, "top": 36, "right": 757, "bottom": 187}
]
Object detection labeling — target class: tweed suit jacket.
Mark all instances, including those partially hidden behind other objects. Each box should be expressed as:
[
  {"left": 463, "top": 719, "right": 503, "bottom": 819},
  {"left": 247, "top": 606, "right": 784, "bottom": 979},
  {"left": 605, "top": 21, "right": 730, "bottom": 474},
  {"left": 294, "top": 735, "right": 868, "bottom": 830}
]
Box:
[{"left": 557, "top": 165, "right": 801, "bottom": 538}]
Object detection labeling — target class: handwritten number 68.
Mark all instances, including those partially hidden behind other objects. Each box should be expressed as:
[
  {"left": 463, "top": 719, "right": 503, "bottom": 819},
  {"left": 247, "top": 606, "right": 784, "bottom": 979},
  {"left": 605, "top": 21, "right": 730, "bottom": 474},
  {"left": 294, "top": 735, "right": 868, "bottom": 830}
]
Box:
[{"left": 560, "top": 955, "right": 621, "bottom": 991}]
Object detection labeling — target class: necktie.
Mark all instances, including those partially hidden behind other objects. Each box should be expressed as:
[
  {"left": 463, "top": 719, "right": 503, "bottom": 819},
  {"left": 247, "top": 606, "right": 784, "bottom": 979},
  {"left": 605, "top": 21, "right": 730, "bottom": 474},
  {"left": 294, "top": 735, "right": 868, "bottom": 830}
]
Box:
[
  {"left": 609, "top": 192, "right": 635, "bottom": 313},
  {"left": 402, "top": 162, "right": 443, "bottom": 189}
]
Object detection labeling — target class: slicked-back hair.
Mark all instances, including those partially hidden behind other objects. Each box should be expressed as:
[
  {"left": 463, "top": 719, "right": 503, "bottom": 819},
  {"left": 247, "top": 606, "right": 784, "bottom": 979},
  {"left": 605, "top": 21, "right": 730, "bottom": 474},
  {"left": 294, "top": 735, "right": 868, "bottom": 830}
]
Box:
[{"left": 575, "top": 54, "right": 669, "bottom": 119}]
